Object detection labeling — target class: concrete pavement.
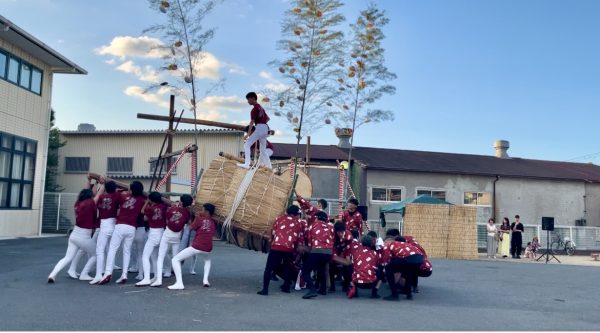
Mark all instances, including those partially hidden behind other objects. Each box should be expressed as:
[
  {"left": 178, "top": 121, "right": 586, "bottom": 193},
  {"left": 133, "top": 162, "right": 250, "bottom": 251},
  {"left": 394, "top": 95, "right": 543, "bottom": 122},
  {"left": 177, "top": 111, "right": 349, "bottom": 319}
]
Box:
[{"left": 1, "top": 236, "right": 599, "bottom": 331}]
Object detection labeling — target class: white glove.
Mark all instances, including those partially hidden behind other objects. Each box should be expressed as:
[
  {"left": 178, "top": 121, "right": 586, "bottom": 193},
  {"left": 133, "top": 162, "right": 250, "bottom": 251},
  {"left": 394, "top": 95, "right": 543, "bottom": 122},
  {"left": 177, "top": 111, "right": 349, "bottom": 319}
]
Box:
[{"left": 376, "top": 237, "right": 384, "bottom": 249}]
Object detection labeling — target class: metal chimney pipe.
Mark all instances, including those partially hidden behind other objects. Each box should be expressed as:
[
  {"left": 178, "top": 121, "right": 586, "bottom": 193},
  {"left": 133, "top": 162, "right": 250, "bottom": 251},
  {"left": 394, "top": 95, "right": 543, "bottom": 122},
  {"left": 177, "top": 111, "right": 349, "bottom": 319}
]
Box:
[{"left": 494, "top": 140, "right": 510, "bottom": 158}]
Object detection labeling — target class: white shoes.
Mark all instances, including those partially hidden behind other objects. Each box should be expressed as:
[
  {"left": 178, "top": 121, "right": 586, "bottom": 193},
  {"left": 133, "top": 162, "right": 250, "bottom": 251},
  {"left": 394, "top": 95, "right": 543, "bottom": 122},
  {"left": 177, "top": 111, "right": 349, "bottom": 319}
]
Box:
[
  {"left": 89, "top": 276, "right": 102, "bottom": 285},
  {"left": 79, "top": 274, "right": 93, "bottom": 281},
  {"left": 236, "top": 163, "right": 250, "bottom": 169},
  {"left": 150, "top": 279, "right": 162, "bottom": 287},
  {"left": 190, "top": 269, "right": 196, "bottom": 275},
  {"left": 135, "top": 279, "right": 151, "bottom": 287},
  {"left": 168, "top": 283, "right": 184, "bottom": 290},
  {"left": 67, "top": 271, "right": 79, "bottom": 279},
  {"left": 116, "top": 276, "right": 128, "bottom": 284}
]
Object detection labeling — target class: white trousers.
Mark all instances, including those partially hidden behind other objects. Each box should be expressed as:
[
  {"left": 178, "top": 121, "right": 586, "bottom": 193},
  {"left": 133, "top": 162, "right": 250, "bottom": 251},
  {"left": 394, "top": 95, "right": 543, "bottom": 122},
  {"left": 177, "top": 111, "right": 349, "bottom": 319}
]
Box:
[
  {"left": 131, "top": 227, "right": 147, "bottom": 272},
  {"left": 171, "top": 247, "right": 211, "bottom": 288},
  {"left": 178, "top": 225, "right": 198, "bottom": 273},
  {"left": 104, "top": 224, "right": 135, "bottom": 278},
  {"left": 243, "top": 123, "right": 270, "bottom": 168},
  {"left": 68, "top": 230, "right": 98, "bottom": 276},
  {"left": 93, "top": 218, "right": 116, "bottom": 279},
  {"left": 154, "top": 228, "right": 181, "bottom": 285},
  {"left": 141, "top": 228, "right": 163, "bottom": 281},
  {"left": 48, "top": 227, "right": 96, "bottom": 279}
]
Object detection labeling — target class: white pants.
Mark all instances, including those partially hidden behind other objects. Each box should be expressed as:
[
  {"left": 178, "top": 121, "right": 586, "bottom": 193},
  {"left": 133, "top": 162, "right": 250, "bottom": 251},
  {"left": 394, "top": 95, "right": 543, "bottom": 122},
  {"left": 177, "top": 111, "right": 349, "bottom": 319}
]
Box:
[
  {"left": 141, "top": 228, "right": 163, "bottom": 281},
  {"left": 68, "top": 231, "right": 98, "bottom": 276},
  {"left": 93, "top": 218, "right": 116, "bottom": 279},
  {"left": 154, "top": 228, "right": 181, "bottom": 285},
  {"left": 131, "top": 227, "right": 147, "bottom": 272},
  {"left": 179, "top": 225, "right": 198, "bottom": 273},
  {"left": 48, "top": 227, "right": 96, "bottom": 279},
  {"left": 104, "top": 224, "right": 135, "bottom": 278},
  {"left": 243, "top": 123, "right": 269, "bottom": 168},
  {"left": 171, "top": 247, "right": 211, "bottom": 288}
]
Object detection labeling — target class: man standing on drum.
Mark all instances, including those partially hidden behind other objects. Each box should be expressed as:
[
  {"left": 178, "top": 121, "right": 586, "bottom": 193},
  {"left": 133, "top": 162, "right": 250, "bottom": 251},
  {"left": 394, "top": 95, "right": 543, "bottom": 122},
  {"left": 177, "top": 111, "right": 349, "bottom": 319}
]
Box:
[{"left": 237, "top": 92, "right": 270, "bottom": 169}]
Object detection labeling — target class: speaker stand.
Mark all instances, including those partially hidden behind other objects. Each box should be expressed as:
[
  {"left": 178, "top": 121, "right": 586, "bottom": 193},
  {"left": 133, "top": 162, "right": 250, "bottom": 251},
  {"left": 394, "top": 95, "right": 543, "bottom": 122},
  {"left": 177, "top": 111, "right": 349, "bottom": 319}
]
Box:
[{"left": 536, "top": 230, "right": 560, "bottom": 264}]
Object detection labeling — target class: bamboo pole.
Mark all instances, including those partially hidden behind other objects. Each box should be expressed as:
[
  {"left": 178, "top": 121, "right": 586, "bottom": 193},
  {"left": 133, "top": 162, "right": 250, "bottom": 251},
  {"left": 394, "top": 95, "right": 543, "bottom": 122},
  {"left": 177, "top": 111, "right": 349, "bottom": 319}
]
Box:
[{"left": 88, "top": 172, "right": 175, "bottom": 205}]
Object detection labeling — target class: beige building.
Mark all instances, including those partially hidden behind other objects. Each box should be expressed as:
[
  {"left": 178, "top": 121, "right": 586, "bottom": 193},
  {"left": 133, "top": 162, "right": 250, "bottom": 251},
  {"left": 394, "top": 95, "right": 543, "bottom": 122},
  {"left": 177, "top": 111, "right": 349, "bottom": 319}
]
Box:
[
  {"left": 57, "top": 126, "right": 244, "bottom": 194},
  {"left": 0, "top": 15, "right": 86, "bottom": 237}
]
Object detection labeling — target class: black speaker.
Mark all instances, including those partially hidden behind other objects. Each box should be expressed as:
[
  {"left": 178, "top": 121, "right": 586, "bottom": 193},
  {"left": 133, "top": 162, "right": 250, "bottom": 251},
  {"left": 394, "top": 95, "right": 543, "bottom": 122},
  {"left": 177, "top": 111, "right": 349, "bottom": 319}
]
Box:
[
  {"left": 542, "top": 217, "right": 554, "bottom": 231},
  {"left": 357, "top": 205, "right": 368, "bottom": 220}
]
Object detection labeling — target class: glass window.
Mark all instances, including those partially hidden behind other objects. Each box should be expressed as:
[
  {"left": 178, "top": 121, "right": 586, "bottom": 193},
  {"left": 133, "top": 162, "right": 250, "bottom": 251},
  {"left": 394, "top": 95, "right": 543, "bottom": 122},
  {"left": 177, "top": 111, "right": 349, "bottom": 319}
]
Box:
[
  {"left": 371, "top": 187, "right": 402, "bottom": 202},
  {"left": 9, "top": 183, "right": 20, "bottom": 207},
  {"left": 7, "top": 56, "right": 19, "bottom": 83},
  {"left": 65, "top": 157, "right": 90, "bottom": 173},
  {"left": 0, "top": 151, "right": 10, "bottom": 178},
  {"left": 150, "top": 157, "right": 177, "bottom": 175},
  {"left": 464, "top": 192, "right": 491, "bottom": 206},
  {"left": 0, "top": 51, "right": 6, "bottom": 78},
  {"left": 14, "top": 139, "right": 24, "bottom": 151},
  {"left": 31, "top": 68, "right": 42, "bottom": 94},
  {"left": 371, "top": 188, "right": 387, "bottom": 201},
  {"left": 24, "top": 156, "right": 34, "bottom": 181},
  {"left": 21, "top": 184, "right": 32, "bottom": 208},
  {"left": 0, "top": 182, "right": 7, "bottom": 208},
  {"left": 1, "top": 135, "right": 11, "bottom": 149},
  {"left": 107, "top": 157, "right": 133, "bottom": 174},
  {"left": 11, "top": 154, "right": 23, "bottom": 179},
  {"left": 417, "top": 189, "right": 446, "bottom": 201},
  {"left": 19, "top": 63, "right": 31, "bottom": 89},
  {"left": 0, "top": 131, "right": 36, "bottom": 209}
]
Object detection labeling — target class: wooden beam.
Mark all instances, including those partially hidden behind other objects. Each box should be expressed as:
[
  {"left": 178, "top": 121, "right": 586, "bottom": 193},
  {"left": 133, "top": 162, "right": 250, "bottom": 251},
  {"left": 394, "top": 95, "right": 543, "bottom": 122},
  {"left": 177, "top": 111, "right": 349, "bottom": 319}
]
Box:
[
  {"left": 88, "top": 172, "right": 175, "bottom": 205},
  {"left": 148, "top": 144, "right": 197, "bottom": 163},
  {"left": 137, "top": 113, "right": 275, "bottom": 135}
]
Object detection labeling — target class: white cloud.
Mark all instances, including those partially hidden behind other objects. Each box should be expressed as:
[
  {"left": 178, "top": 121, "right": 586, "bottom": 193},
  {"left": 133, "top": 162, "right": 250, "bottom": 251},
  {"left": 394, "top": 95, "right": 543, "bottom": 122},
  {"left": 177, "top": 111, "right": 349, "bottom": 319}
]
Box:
[
  {"left": 104, "top": 58, "right": 116, "bottom": 65},
  {"left": 116, "top": 60, "right": 159, "bottom": 83},
  {"left": 273, "top": 130, "right": 287, "bottom": 137},
  {"left": 197, "top": 95, "right": 247, "bottom": 113},
  {"left": 265, "top": 82, "right": 289, "bottom": 93},
  {"left": 259, "top": 70, "right": 273, "bottom": 80},
  {"left": 197, "top": 110, "right": 226, "bottom": 122},
  {"left": 95, "top": 36, "right": 168, "bottom": 59},
  {"left": 223, "top": 62, "right": 247, "bottom": 75},
  {"left": 190, "top": 52, "right": 222, "bottom": 80},
  {"left": 124, "top": 86, "right": 169, "bottom": 108}
]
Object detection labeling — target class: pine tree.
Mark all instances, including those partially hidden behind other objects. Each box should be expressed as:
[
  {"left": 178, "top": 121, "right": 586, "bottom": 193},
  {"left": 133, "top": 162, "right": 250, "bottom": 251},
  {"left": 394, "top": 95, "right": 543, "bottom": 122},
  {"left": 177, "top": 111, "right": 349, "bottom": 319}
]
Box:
[{"left": 266, "top": 0, "right": 346, "bottom": 142}]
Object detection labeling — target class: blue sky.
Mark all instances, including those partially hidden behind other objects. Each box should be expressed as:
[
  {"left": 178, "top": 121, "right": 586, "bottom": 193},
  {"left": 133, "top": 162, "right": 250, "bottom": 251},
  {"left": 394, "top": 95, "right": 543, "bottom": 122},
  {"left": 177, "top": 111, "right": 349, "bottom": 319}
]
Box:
[{"left": 2, "top": 0, "right": 600, "bottom": 163}]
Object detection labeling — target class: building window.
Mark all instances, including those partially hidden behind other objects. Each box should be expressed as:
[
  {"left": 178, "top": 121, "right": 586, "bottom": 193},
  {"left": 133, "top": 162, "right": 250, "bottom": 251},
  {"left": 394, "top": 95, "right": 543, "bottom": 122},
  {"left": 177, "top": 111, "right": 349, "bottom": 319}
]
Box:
[
  {"left": 107, "top": 157, "right": 133, "bottom": 175},
  {"left": 0, "top": 132, "right": 36, "bottom": 209},
  {"left": 464, "top": 192, "right": 491, "bottom": 206},
  {"left": 416, "top": 189, "right": 446, "bottom": 201},
  {"left": 0, "top": 47, "right": 43, "bottom": 95},
  {"left": 7, "top": 56, "right": 19, "bottom": 83},
  {"left": 65, "top": 157, "right": 90, "bottom": 173},
  {"left": 370, "top": 187, "right": 402, "bottom": 202},
  {"left": 149, "top": 157, "right": 177, "bottom": 175},
  {"left": 19, "top": 63, "right": 31, "bottom": 89},
  {"left": 0, "top": 51, "right": 6, "bottom": 79}
]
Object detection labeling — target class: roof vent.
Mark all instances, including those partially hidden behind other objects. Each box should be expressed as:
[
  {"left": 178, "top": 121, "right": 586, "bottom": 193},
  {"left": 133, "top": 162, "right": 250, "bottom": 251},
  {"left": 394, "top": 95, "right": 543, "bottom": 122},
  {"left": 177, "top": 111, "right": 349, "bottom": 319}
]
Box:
[
  {"left": 494, "top": 140, "right": 510, "bottom": 158},
  {"left": 335, "top": 128, "right": 353, "bottom": 149},
  {"left": 77, "top": 123, "right": 96, "bottom": 132}
]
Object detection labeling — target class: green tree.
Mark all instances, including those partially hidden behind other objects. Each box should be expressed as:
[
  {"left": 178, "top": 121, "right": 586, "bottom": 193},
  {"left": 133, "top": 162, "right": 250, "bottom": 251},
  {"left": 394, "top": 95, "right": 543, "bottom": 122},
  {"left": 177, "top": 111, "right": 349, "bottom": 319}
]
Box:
[
  {"left": 45, "top": 109, "right": 66, "bottom": 192},
  {"left": 267, "top": 0, "right": 346, "bottom": 143},
  {"left": 328, "top": 4, "right": 396, "bottom": 198}
]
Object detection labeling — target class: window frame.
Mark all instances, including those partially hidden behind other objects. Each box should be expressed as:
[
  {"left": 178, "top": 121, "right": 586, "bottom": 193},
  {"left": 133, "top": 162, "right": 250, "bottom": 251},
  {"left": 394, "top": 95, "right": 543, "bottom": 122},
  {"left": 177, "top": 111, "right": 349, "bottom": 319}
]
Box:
[
  {"left": 369, "top": 185, "right": 404, "bottom": 203},
  {"left": 149, "top": 157, "right": 177, "bottom": 176},
  {"left": 415, "top": 187, "right": 447, "bottom": 201},
  {"left": 64, "top": 157, "right": 91, "bottom": 174},
  {"left": 107, "top": 157, "right": 134, "bottom": 175},
  {"left": 463, "top": 191, "right": 492, "bottom": 207},
  {"left": 0, "top": 47, "right": 43, "bottom": 95},
  {"left": 0, "top": 131, "right": 36, "bottom": 210}
]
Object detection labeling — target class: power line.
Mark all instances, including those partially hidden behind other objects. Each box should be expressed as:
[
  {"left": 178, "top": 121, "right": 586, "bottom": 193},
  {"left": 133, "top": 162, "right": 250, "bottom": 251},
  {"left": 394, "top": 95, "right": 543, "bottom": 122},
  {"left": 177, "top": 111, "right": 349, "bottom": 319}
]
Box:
[{"left": 565, "top": 151, "right": 600, "bottom": 162}]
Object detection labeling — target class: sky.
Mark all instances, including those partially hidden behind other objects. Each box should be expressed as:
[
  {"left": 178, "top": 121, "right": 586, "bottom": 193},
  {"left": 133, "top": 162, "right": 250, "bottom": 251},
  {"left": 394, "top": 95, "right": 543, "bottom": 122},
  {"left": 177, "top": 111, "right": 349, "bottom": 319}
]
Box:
[{"left": 2, "top": 0, "right": 600, "bottom": 163}]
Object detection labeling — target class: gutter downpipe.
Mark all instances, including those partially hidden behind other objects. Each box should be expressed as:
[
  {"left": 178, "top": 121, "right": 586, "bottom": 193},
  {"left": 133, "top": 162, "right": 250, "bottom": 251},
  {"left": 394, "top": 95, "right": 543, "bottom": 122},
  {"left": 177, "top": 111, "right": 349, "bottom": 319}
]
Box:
[{"left": 492, "top": 175, "right": 500, "bottom": 222}]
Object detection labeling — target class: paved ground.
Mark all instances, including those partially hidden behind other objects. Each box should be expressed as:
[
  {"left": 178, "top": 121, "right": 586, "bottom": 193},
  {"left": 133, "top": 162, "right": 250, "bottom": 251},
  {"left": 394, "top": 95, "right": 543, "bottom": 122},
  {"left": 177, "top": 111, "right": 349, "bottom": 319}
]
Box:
[{"left": 1, "top": 236, "right": 599, "bottom": 331}]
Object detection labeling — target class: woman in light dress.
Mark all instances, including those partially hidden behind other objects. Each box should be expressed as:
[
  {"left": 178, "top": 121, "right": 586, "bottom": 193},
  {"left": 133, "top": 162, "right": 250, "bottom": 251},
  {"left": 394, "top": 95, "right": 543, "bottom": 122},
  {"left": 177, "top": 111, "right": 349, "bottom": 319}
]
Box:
[{"left": 498, "top": 217, "right": 511, "bottom": 258}]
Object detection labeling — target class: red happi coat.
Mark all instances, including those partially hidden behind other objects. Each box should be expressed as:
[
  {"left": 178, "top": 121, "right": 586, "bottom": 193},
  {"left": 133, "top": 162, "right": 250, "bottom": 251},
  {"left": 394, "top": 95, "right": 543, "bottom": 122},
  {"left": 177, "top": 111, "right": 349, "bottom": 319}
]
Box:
[
  {"left": 341, "top": 209, "right": 364, "bottom": 235},
  {"left": 307, "top": 221, "right": 334, "bottom": 251},
  {"left": 297, "top": 195, "right": 328, "bottom": 227},
  {"left": 351, "top": 244, "right": 380, "bottom": 284},
  {"left": 270, "top": 214, "right": 304, "bottom": 253}
]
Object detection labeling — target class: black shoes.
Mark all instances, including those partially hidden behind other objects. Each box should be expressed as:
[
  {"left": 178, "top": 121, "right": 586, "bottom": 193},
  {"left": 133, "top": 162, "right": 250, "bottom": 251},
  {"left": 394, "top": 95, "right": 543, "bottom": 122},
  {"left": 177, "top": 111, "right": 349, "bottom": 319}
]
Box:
[
  {"left": 302, "top": 290, "right": 318, "bottom": 299},
  {"left": 257, "top": 289, "right": 268, "bottom": 296}
]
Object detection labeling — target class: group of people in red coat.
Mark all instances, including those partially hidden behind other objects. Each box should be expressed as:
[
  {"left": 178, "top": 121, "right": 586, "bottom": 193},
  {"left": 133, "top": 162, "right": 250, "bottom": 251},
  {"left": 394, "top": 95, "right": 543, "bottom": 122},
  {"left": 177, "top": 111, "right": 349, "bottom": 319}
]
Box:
[
  {"left": 259, "top": 192, "right": 433, "bottom": 301},
  {"left": 47, "top": 175, "right": 217, "bottom": 291}
]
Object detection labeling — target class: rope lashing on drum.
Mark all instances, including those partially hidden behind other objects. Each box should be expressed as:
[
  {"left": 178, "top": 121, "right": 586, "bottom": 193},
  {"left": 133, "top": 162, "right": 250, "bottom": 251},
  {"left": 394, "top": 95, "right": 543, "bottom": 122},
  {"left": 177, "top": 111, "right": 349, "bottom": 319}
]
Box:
[{"left": 222, "top": 162, "right": 260, "bottom": 243}]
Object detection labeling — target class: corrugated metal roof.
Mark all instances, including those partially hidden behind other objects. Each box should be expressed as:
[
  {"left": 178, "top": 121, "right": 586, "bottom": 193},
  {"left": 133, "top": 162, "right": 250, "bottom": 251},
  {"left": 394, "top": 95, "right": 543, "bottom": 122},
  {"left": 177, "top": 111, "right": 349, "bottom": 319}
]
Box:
[
  {"left": 271, "top": 143, "right": 349, "bottom": 161},
  {"left": 61, "top": 129, "right": 242, "bottom": 134},
  {"left": 273, "top": 143, "right": 600, "bottom": 183},
  {"left": 349, "top": 146, "right": 600, "bottom": 182}
]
